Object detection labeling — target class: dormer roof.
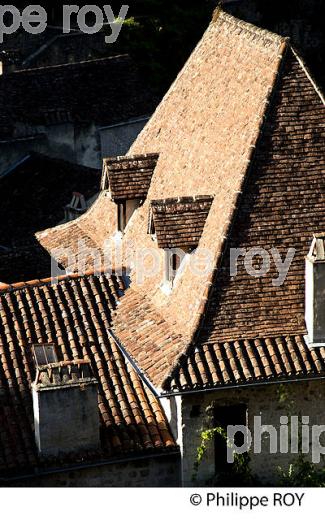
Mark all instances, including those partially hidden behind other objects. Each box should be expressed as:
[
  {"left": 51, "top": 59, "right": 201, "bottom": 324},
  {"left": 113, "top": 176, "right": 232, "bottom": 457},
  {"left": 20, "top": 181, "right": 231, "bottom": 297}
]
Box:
[
  {"left": 102, "top": 153, "right": 159, "bottom": 201},
  {"left": 149, "top": 196, "right": 214, "bottom": 250}
]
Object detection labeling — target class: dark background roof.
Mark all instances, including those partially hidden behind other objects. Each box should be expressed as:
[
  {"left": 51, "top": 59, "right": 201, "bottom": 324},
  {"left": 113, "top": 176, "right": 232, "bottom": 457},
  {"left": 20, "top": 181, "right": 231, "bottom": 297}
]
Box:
[
  {"left": 0, "top": 55, "right": 158, "bottom": 139},
  {"left": 2, "top": 1, "right": 323, "bottom": 94},
  {"left": 0, "top": 153, "right": 100, "bottom": 248}
]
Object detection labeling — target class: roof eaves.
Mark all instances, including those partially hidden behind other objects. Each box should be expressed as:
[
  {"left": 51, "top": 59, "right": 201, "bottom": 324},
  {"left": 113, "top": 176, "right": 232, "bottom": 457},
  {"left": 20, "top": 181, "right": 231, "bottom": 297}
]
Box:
[{"left": 0, "top": 267, "right": 118, "bottom": 294}]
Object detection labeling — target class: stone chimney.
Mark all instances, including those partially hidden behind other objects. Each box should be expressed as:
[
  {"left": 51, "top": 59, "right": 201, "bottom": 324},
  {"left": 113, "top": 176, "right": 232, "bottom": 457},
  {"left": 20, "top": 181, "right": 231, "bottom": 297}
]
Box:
[
  {"left": 64, "top": 192, "right": 87, "bottom": 222},
  {"left": 305, "top": 234, "right": 325, "bottom": 346},
  {"left": 32, "top": 360, "right": 100, "bottom": 457}
]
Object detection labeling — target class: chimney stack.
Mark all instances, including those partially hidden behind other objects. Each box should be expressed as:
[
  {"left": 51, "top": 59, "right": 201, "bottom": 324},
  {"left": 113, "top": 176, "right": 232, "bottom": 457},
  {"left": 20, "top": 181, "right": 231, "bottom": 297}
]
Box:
[
  {"left": 64, "top": 192, "right": 87, "bottom": 222},
  {"left": 305, "top": 235, "right": 325, "bottom": 346},
  {"left": 32, "top": 359, "right": 100, "bottom": 457}
]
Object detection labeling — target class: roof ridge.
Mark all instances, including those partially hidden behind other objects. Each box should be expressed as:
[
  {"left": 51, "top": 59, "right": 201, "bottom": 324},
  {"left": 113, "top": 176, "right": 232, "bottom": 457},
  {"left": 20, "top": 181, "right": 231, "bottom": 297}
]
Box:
[
  {"left": 0, "top": 267, "right": 119, "bottom": 294},
  {"left": 291, "top": 46, "right": 325, "bottom": 106},
  {"left": 214, "top": 9, "right": 288, "bottom": 45},
  {"left": 7, "top": 54, "right": 130, "bottom": 75},
  {"left": 151, "top": 195, "right": 214, "bottom": 206},
  {"left": 105, "top": 153, "right": 160, "bottom": 164}
]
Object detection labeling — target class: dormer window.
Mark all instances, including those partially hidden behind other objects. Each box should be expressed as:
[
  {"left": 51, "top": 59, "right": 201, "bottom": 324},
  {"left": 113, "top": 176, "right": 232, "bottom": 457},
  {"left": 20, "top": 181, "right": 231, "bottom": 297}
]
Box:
[
  {"left": 117, "top": 201, "right": 126, "bottom": 232},
  {"left": 102, "top": 153, "right": 159, "bottom": 233},
  {"left": 117, "top": 199, "right": 143, "bottom": 233},
  {"left": 149, "top": 195, "right": 214, "bottom": 290},
  {"left": 165, "top": 249, "right": 185, "bottom": 285},
  {"left": 32, "top": 343, "right": 58, "bottom": 367}
]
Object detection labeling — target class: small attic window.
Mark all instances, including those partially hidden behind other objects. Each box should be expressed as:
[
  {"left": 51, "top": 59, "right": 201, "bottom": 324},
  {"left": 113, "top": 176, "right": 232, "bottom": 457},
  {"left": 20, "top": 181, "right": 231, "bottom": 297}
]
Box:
[
  {"left": 117, "top": 199, "right": 142, "bottom": 233},
  {"left": 164, "top": 249, "right": 186, "bottom": 285},
  {"left": 117, "top": 200, "right": 127, "bottom": 232},
  {"left": 32, "top": 344, "right": 58, "bottom": 367}
]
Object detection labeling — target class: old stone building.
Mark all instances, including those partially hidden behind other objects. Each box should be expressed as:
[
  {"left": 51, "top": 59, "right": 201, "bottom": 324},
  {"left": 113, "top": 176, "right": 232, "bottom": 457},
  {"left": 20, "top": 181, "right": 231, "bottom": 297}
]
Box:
[{"left": 1, "top": 10, "right": 324, "bottom": 486}]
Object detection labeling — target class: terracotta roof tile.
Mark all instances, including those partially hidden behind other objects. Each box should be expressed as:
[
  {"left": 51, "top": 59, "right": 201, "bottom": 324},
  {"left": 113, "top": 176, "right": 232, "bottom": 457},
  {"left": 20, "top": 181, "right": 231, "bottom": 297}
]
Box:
[
  {"left": 36, "top": 12, "right": 324, "bottom": 394},
  {"left": 112, "top": 288, "right": 186, "bottom": 389},
  {"left": 168, "top": 335, "right": 325, "bottom": 392},
  {"left": 0, "top": 272, "right": 176, "bottom": 478},
  {"left": 196, "top": 48, "right": 325, "bottom": 346}
]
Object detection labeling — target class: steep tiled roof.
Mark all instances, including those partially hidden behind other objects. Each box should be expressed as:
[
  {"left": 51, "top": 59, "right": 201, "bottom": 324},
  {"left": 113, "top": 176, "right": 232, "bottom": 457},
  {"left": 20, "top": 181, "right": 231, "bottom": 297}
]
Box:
[
  {"left": 168, "top": 335, "right": 325, "bottom": 392},
  {"left": 0, "top": 55, "right": 158, "bottom": 139},
  {"left": 37, "top": 12, "right": 324, "bottom": 393},
  {"left": 194, "top": 49, "right": 325, "bottom": 346},
  {"left": 0, "top": 272, "right": 176, "bottom": 478},
  {"left": 103, "top": 153, "right": 159, "bottom": 201},
  {"left": 161, "top": 48, "right": 325, "bottom": 391},
  {"left": 150, "top": 196, "right": 214, "bottom": 250},
  {"left": 122, "top": 14, "right": 325, "bottom": 390},
  {"left": 112, "top": 288, "right": 186, "bottom": 389}
]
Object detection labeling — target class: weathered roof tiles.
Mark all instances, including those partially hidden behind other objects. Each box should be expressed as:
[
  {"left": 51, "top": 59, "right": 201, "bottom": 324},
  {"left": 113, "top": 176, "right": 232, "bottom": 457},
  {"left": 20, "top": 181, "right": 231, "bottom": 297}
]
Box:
[
  {"left": 0, "top": 271, "right": 176, "bottom": 477},
  {"left": 149, "top": 196, "right": 214, "bottom": 250}
]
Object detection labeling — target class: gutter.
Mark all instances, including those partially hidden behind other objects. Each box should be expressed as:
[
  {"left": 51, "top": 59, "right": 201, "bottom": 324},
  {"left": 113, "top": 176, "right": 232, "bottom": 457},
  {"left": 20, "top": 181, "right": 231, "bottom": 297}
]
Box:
[
  {"left": 0, "top": 449, "right": 180, "bottom": 484},
  {"left": 160, "top": 374, "right": 325, "bottom": 398},
  {"left": 108, "top": 329, "right": 160, "bottom": 398}
]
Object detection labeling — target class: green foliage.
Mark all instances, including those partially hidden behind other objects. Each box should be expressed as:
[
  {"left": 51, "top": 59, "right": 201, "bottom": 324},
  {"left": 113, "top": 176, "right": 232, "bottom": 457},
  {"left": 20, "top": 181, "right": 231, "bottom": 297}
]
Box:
[
  {"left": 278, "top": 455, "right": 325, "bottom": 487},
  {"left": 193, "top": 425, "right": 256, "bottom": 486},
  {"left": 276, "top": 384, "right": 325, "bottom": 487},
  {"left": 122, "top": 17, "right": 141, "bottom": 28},
  {"left": 107, "top": 1, "right": 215, "bottom": 92},
  {"left": 277, "top": 384, "right": 295, "bottom": 415}
]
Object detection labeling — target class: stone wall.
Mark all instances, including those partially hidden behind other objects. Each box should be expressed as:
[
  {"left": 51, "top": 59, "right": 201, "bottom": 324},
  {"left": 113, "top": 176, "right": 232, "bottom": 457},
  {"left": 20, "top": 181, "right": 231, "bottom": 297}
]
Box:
[
  {"left": 180, "top": 379, "right": 325, "bottom": 486},
  {"left": 9, "top": 454, "right": 181, "bottom": 487}
]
